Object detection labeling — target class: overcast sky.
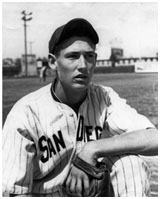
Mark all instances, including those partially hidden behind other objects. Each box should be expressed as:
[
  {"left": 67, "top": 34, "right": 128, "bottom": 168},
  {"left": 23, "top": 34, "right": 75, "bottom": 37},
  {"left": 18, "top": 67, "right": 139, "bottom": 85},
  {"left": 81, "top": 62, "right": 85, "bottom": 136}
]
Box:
[{"left": 2, "top": 2, "right": 158, "bottom": 59}]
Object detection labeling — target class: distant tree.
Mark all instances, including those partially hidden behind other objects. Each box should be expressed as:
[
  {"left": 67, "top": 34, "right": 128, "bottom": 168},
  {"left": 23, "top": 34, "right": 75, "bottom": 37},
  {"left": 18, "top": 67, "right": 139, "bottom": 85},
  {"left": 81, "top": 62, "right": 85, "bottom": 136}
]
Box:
[
  {"left": 3, "top": 58, "right": 21, "bottom": 77},
  {"left": 15, "top": 58, "right": 22, "bottom": 73}
]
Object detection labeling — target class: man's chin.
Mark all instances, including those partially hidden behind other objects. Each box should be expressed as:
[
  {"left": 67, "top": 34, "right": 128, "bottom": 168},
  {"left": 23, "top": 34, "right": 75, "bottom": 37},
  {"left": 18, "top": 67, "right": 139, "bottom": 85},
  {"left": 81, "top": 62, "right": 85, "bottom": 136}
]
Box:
[{"left": 72, "top": 82, "right": 89, "bottom": 91}]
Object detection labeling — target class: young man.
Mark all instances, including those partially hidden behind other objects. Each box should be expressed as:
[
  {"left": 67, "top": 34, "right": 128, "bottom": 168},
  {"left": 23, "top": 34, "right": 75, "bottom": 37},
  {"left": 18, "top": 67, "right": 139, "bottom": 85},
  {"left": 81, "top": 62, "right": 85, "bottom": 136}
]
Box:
[{"left": 3, "top": 18, "right": 157, "bottom": 197}]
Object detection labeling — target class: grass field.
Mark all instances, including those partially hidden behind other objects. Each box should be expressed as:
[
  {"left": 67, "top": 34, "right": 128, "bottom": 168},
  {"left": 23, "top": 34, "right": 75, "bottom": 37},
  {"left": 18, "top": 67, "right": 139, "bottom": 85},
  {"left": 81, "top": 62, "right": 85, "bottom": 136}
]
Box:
[{"left": 2, "top": 73, "right": 158, "bottom": 196}]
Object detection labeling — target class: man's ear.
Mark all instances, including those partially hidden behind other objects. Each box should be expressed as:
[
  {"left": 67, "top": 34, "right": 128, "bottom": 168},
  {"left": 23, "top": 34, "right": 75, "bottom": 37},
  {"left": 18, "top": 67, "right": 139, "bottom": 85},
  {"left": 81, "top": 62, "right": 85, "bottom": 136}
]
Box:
[
  {"left": 48, "top": 54, "right": 57, "bottom": 70},
  {"left": 95, "top": 52, "right": 97, "bottom": 61}
]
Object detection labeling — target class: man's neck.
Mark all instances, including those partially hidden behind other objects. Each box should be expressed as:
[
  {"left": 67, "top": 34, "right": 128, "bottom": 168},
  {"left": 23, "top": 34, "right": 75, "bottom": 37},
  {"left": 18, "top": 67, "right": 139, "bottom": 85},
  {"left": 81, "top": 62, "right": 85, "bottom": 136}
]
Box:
[{"left": 55, "top": 80, "right": 87, "bottom": 113}]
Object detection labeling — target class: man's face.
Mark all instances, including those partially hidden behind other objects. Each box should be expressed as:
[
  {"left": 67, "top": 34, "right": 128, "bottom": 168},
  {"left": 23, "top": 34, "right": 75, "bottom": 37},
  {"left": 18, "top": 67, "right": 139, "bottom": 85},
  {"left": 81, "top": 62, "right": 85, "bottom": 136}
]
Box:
[{"left": 55, "top": 36, "right": 97, "bottom": 92}]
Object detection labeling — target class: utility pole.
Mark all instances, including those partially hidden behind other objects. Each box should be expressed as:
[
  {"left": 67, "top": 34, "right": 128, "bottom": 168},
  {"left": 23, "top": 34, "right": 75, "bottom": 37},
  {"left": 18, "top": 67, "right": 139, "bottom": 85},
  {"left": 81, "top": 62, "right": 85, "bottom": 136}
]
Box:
[
  {"left": 21, "top": 10, "right": 32, "bottom": 76},
  {"left": 28, "top": 41, "right": 34, "bottom": 54}
]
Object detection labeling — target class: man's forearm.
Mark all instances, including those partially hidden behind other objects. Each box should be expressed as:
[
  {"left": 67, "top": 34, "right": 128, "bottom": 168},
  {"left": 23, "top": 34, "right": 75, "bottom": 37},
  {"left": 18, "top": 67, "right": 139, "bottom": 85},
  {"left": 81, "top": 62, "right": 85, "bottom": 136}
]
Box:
[
  {"left": 10, "top": 194, "right": 32, "bottom": 197},
  {"left": 79, "top": 128, "right": 158, "bottom": 164}
]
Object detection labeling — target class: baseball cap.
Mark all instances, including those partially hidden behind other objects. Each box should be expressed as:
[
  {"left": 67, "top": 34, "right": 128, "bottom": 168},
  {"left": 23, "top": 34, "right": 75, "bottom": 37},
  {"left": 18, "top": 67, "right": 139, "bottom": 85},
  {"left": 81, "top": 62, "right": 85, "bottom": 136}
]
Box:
[{"left": 49, "top": 18, "right": 99, "bottom": 54}]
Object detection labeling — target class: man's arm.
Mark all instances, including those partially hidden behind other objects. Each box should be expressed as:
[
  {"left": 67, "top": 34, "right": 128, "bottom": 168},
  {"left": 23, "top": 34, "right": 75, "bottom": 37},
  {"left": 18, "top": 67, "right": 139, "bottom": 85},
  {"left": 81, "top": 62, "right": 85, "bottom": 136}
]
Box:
[
  {"left": 9, "top": 194, "right": 32, "bottom": 197},
  {"left": 78, "top": 128, "right": 158, "bottom": 165},
  {"left": 64, "top": 128, "right": 157, "bottom": 196}
]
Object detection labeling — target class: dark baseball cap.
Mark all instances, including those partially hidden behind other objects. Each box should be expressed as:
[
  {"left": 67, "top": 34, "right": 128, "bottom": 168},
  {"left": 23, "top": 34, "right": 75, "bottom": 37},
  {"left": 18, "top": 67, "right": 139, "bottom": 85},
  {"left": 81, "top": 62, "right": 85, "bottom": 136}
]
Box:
[{"left": 49, "top": 18, "right": 99, "bottom": 54}]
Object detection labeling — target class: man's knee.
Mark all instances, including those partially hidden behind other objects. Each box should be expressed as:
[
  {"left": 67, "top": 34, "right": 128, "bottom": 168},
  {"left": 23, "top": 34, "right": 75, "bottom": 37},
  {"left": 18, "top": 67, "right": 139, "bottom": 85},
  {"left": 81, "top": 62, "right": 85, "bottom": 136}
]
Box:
[{"left": 103, "top": 154, "right": 151, "bottom": 197}]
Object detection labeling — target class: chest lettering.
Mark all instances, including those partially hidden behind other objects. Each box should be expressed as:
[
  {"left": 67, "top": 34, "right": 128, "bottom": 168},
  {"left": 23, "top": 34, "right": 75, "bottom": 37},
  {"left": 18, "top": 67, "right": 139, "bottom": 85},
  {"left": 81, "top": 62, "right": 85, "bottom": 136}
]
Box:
[
  {"left": 38, "top": 130, "right": 66, "bottom": 163},
  {"left": 76, "top": 115, "right": 102, "bottom": 141},
  {"left": 38, "top": 115, "right": 102, "bottom": 163}
]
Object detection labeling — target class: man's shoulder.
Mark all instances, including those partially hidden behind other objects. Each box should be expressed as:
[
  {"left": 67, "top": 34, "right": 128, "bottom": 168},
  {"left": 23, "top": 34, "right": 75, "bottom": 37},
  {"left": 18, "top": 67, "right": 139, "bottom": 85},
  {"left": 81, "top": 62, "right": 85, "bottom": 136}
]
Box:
[
  {"left": 13, "top": 84, "right": 52, "bottom": 109},
  {"left": 89, "top": 83, "right": 113, "bottom": 95},
  {"left": 22, "top": 83, "right": 51, "bottom": 101}
]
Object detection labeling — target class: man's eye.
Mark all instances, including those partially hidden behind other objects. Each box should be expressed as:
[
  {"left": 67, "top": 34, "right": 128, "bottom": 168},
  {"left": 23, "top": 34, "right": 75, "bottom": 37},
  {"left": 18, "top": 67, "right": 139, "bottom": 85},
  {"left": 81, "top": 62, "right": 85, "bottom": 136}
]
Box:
[
  {"left": 85, "top": 53, "right": 96, "bottom": 59},
  {"left": 67, "top": 54, "right": 79, "bottom": 59}
]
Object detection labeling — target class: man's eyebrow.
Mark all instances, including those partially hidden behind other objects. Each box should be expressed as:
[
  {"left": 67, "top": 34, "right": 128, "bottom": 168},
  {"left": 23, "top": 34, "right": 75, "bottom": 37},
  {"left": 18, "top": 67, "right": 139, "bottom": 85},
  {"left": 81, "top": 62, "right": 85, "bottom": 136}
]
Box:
[
  {"left": 85, "top": 51, "right": 96, "bottom": 54},
  {"left": 65, "top": 51, "right": 95, "bottom": 54},
  {"left": 64, "top": 52, "right": 79, "bottom": 56},
  {"left": 66, "top": 52, "right": 79, "bottom": 54}
]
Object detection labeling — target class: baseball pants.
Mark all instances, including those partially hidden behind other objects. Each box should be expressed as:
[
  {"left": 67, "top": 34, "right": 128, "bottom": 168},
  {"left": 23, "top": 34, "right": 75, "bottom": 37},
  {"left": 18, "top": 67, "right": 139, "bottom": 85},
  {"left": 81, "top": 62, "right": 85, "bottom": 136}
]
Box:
[
  {"left": 102, "top": 154, "right": 151, "bottom": 197},
  {"left": 28, "top": 154, "right": 151, "bottom": 197},
  {"left": 61, "top": 154, "right": 150, "bottom": 197}
]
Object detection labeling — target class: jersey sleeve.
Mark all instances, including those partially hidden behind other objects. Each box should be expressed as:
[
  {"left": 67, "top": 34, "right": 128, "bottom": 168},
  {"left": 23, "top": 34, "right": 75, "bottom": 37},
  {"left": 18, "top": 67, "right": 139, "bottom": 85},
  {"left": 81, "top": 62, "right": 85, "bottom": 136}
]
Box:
[
  {"left": 2, "top": 102, "right": 36, "bottom": 195},
  {"left": 104, "top": 87, "right": 155, "bottom": 136}
]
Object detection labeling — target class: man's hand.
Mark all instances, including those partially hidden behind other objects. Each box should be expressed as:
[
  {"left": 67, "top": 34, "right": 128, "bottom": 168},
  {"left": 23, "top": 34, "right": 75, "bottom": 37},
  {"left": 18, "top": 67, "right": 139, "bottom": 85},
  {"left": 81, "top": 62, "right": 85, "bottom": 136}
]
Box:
[{"left": 64, "top": 165, "right": 96, "bottom": 197}]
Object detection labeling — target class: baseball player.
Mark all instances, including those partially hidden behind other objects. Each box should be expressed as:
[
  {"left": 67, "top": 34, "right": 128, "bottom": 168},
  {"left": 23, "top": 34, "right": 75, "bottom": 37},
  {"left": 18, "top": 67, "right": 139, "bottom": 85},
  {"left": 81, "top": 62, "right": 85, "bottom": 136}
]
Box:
[{"left": 3, "top": 18, "right": 157, "bottom": 197}]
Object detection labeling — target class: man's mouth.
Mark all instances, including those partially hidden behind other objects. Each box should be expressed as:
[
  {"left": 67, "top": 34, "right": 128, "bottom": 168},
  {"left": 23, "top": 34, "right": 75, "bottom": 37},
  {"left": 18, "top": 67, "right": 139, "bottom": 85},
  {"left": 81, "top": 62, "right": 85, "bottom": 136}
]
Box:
[{"left": 75, "top": 74, "right": 88, "bottom": 79}]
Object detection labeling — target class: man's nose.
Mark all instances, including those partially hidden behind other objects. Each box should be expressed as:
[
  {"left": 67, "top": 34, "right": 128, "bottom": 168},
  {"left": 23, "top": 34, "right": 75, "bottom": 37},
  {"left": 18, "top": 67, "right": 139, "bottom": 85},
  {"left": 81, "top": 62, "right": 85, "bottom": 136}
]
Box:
[{"left": 77, "top": 55, "right": 87, "bottom": 69}]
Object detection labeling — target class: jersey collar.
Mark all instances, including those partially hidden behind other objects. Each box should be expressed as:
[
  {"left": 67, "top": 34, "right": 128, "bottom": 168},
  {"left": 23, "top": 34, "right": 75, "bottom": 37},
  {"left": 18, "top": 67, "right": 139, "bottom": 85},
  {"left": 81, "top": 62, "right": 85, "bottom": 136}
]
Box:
[{"left": 50, "top": 78, "right": 62, "bottom": 103}]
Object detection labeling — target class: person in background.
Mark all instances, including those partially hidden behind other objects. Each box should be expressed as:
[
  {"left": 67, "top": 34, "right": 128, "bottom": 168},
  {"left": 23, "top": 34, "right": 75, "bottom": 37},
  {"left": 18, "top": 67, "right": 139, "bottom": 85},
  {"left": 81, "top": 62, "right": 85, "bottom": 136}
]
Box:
[
  {"left": 36, "top": 57, "right": 43, "bottom": 76},
  {"left": 39, "top": 57, "right": 48, "bottom": 82}
]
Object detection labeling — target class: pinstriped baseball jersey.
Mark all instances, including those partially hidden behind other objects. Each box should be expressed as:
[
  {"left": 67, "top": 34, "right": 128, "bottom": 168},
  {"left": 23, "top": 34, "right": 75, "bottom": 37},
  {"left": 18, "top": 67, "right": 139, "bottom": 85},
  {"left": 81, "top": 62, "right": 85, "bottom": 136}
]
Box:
[{"left": 2, "top": 79, "right": 155, "bottom": 195}]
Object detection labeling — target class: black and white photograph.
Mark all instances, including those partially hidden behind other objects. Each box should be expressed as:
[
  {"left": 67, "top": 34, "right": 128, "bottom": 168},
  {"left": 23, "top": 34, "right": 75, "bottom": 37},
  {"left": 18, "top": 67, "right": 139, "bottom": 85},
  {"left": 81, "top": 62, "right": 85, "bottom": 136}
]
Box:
[{"left": 2, "top": 1, "right": 158, "bottom": 197}]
